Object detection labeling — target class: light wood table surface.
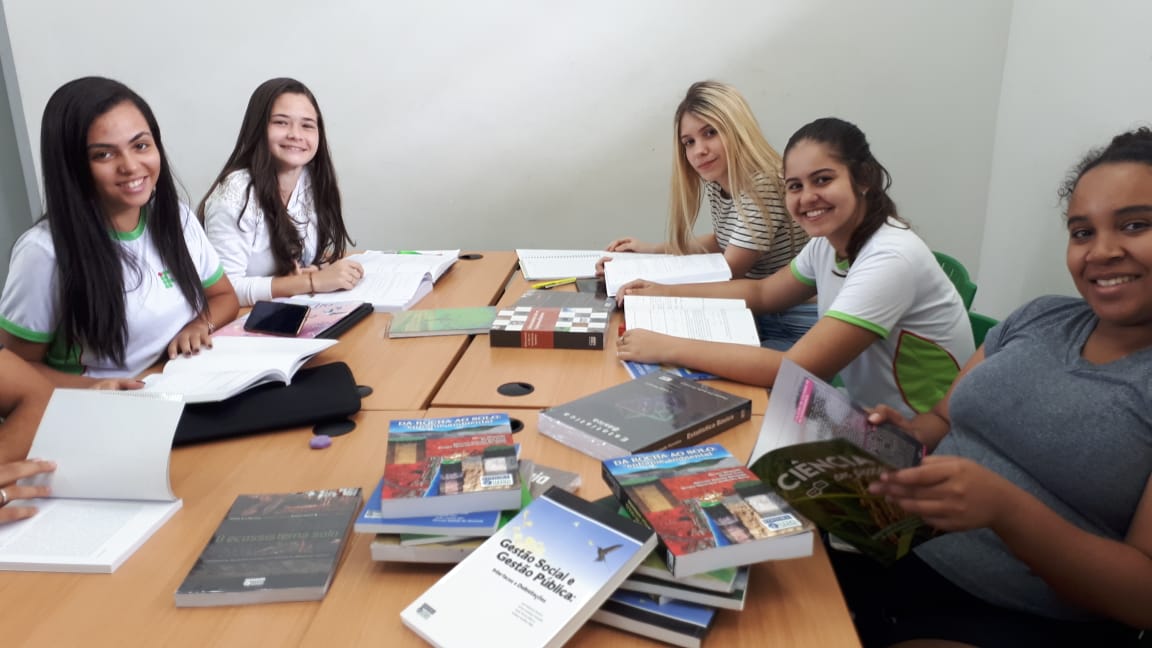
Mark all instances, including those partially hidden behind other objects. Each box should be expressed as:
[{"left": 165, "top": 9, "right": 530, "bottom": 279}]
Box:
[
  {"left": 430, "top": 273, "right": 770, "bottom": 414},
  {"left": 2, "top": 408, "right": 858, "bottom": 647},
  {"left": 312, "top": 251, "right": 518, "bottom": 410}
]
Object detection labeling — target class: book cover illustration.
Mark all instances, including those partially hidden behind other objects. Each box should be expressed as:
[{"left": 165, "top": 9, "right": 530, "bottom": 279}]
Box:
[
  {"left": 603, "top": 445, "right": 810, "bottom": 577},
  {"left": 490, "top": 290, "right": 613, "bottom": 350},
  {"left": 623, "top": 360, "right": 716, "bottom": 381},
  {"left": 388, "top": 306, "right": 499, "bottom": 338},
  {"left": 216, "top": 301, "right": 369, "bottom": 339},
  {"left": 175, "top": 488, "right": 362, "bottom": 606},
  {"left": 380, "top": 414, "right": 522, "bottom": 517},
  {"left": 354, "top": 475, "right": 503, "bottom": 536},
  {"left": 401, "top": 488, "right": 656, "bottom": 647},
  {"left": 747, "top": 359, "right": 933, "bottom": 565}
]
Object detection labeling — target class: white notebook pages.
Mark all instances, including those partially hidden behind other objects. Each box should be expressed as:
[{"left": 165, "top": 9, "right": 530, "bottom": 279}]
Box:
[
  {"left": 141, "top": 336, "right": 337, "bottom": 403},
  {"left": 0, "top": 389, "right": 184, "bottom": 573},
  {"left": 516, "top": 249, "right": 674, "bottom": 281},
  {"left": 604, "top": 253, "right": 732, "bottom": 297},
  {"left": 624, "top": 296, "right": 760, "bottom": 347},
  {"left": 291, "top": 250, "right": 459, "bottom": 311}
]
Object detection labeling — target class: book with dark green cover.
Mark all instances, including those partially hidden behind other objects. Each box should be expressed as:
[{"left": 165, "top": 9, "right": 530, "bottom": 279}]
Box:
[
  {"left": 539, "top": 372, "right": 752, "bottom": 461},
  {"left": 174, "top": 488, "right": 362, "bottom": 606},
  {"left": 388, "top": 306, "right": 498, "bottom": 338},
  {"left": 747, "top": 359, "right": 933, "bottom": 565},
  {"left": 490, "top": 290, "right": 613, "bottom": 350}
]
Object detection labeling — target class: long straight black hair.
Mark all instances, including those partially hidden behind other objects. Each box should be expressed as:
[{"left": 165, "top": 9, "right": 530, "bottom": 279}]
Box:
[
  {"left": 198, "top": 78, "right": 352, "bottom": 275},
  {"left": 40, "top": 76, "right": 206, "bottom": 366},
  {"left": 783, "top": 117, "right": 907, "bottom": 266}
]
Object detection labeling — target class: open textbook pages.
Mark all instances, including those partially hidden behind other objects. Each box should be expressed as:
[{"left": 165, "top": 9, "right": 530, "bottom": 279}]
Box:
[
  {"left": 516, "top": 249, "right": 673, "bottom": 281},
  {"left": 142, "top": 336, "right": 337, "bottom": 403},
  {"left": 0, "top": 389, "right": 184, "bottom": 573},
  {"left": 624, "top": 296, "right": 759, "bottom": 346},
  {"left": 292, "top": 250, "right": 460, "bottom": 312},
  {"left": 604, "top": 253, "right": 731, "bottom": 297}
]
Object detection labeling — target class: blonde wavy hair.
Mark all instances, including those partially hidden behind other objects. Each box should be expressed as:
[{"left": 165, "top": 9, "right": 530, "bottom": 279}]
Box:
[{"left": 668, "top": 81, "right": 798, "bottom": 256}]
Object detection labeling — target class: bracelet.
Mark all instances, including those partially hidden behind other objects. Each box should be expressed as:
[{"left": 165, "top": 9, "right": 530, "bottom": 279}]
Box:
[
  {"left": 204, "top": 317, "right": 215, "bottom": 334},
  {"left": 308, "top": 273, "right": 316, "bottom": 296}
]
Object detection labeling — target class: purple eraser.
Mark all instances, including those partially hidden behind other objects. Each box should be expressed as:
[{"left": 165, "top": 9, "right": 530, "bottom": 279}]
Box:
[{"left": 309, "top": 434, "right": 332, "bottom": 450}]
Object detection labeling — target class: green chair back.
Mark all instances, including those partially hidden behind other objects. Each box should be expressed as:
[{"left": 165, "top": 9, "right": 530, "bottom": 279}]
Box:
[
  {"left": 933, "top": 251, "right": 977, "bottom": 311},
  {"left": 969, "top": 312, "right": 998, "bottom": 347}
]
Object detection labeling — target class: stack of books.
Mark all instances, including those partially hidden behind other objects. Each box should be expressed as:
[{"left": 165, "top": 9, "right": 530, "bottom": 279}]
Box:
[{"left": 355, "top": 414, "right": 582, "bottom": 564}]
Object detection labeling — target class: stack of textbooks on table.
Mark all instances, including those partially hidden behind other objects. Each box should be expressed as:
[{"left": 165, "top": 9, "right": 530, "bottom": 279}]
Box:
[
  {"left": 356, "top": 413, "right": 582, "bottom": 564},
  {"left": 538, "top": 371, "right": 752, "bottom": 461}
]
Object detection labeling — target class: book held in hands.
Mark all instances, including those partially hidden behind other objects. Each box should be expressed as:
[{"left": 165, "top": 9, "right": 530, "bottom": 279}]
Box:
[
  {"left": 400, "top": 487, "right": 658, "bottom": 648},
  {"left": 602, "top": 444, "right": 813, "bottom": 578},
  {"left": 538, "top": 372, "right": 752, "bottom": 461},
  {"left": 379, "top": 414, "right": 523, "bottom": 517},
  {"left": 0, "top": 389, "right": 185, "bottom": 573},
  {"left": 747, "top": 359, "right": 932, "bottom": 564},
  {"left": 175, "top": 489, "right": 362, "bottom": 606},
  {"left": 490, "top": 290, "right": 613, "bottom": 350}
]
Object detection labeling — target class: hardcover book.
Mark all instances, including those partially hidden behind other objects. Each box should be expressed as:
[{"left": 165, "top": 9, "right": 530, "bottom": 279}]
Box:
[
  {"left": 216, "top": 301, "right": 373, "bottom": 340},
  {"left": 602, "top": 444, "right": 813, "bottom": 578},
  {"left": 592, "top": 590, "right": 717, "bottom": 648},
  {"left": 400, "top": 487, "right": 657, "bottom": 648},
  {"left": 174, "top": 488, "right": 362, "bottom": 606},
  {"left": 538, "top": 372, "right": 752, "bottom": 461},
  {"left": 490, "top": 290, "right": 613, "bottom": 350},
  {"left": 379, "top": 413, "right": 522, "bottom": 517},
  {"left": 747, "top": 360, "right": 933, "bottom": 565},
  {"left": 388, "top": 306, "right": 499, "bottom": 338}
]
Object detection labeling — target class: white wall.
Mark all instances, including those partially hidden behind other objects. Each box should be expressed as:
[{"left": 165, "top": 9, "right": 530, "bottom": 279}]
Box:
[
  {"left": 0, "top": 7, "right": 34, "bottom": 287},
  {"left": 1, "top": 0, "right": 1008, "bottom": 279},
  {"left": 976, "top": 0, "right": 1152, "bottom": 317}
]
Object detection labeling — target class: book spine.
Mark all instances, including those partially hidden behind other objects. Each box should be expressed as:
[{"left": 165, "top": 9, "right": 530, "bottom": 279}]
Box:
[
  {"left": 637, "top": 398, "right": 753, "bottom": 455},
  {"left": 489, "top": 329, "right": 604, "bottom": 350}
]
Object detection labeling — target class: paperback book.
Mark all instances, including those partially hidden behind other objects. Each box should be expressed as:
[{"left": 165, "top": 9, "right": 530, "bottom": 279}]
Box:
[
  {"left": 603, "top": 444, "right": 813, "bottom": 578},
  {"left": 388, "top": 306, "right": 499, "bottom": 338},
  {"left": 175, "top": 488, "right": 362, "bottom": 606},
  {"left": 354, "top": 475, "right": 504, "bottom": 537},
  {"left": 216, "top": 301, "right": 373, "bottom": 340},
  {"left": 370, "top": 534, "right": 485, "bottom": 564},
  {"left": 490, "top": 290, "right": 613, "bottom": 350},
  {"left": 291, "top": 250, "right": 459, "bottom": 312},
  {"left": 0, "top": 389, "right": 184, "bottom": 573},
  {"left": 603, "top": 252, "right": 731, "bottom": 297},
  {"left": 538, "top": 371, "right": 752, "bottom": 461},
  {"left": 379, "top": 413, "right": 522, "bottom": 517},
  {"left": 747, "top": 359, "right": 933, "bottom": 565},
  {"left": 623, "top": 295, "right": 760, "bottom": 347},
  {"left": 592, "top": 590, "right": 717, "bottom": 648},
  {"left": 400, "top": 487, "right": 658, "bottom": 648},
  {"left": 620, "top": 564, "right": 750, "bottom": 611}
]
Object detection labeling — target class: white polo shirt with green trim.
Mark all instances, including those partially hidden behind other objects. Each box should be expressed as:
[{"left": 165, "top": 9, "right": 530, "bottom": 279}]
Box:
[
  {"left": 790, "top": 222, "right": 974, "bottom": 416},
  {"left": 0, "top": 204, "right": 225, "bottom": 378}
]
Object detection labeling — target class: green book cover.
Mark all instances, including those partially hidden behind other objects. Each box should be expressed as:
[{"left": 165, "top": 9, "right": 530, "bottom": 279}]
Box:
[{"left": 388, "top": 306, "right": 498, "bottom": 338}]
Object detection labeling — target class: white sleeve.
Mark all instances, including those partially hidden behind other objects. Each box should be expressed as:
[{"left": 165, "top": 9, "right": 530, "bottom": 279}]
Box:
[
  {"left": 789, "top": 239, "right": 819, "bottom": 287},
  {"left": 203, "top": 182, "right": 273, "bottom": 307},
  {"left": 0, "top": 228, "right": 60, "bottom": 343},
  {"left": 825, "top": 247, "right": 919, "bottom": 338},
  {"left": 179, "top": 205, "right": 225, "bottom": 287}
]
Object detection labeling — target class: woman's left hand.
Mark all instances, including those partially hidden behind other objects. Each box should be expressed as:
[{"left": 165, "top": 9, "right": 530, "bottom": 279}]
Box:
[
  {"left": 616, "top": 328, "right": 678, "bottom": 364},
  {"left": 868, "top": 455, "right": 1018, "bottom": 532},
  {"left": 167, "top": 318, "right": 214, "bottom": 359}
]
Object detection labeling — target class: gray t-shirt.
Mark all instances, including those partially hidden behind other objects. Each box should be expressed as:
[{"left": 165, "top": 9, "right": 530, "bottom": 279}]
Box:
[{"left": 915, "top": 295, "right": 1152, "bottom": 620}]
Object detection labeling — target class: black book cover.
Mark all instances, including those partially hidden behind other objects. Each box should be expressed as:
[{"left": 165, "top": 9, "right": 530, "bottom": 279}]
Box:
[
  {"left": 538, "top": 372, "right": 752, "bottom": 460},
  {"left": 175, "top": 488, "right": 362, "bottom": 606},
  {"left": 490, "top": 290, "right": 613, "bottom": 350}
]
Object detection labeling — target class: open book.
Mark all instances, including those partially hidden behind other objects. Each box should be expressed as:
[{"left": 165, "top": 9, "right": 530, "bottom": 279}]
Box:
[
  {"left": 142, "top": 336, "right": 337, "bottom": 403},
  {"left": 0, "top": 389, "right": 184, "bottom": 573},
  {"left": 291, "top": 250, "right": 459, "bottom": 312},
  {"left": 624, "top": 296, "right": 759, "bottom": 346},
  {"left": 604, "top": 253, "right": 731, "bottom": 297},
  {"left": 747, "top": 359, "right": 933, "bottom": 564},
  {"left": 515, "top": 249, "right": 681, "bottom": 281}
]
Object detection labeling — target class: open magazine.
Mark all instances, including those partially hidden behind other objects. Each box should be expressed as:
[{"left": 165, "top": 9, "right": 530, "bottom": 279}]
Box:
[{"left": 747, "top": 359, "right": 937, "bottom": 564}]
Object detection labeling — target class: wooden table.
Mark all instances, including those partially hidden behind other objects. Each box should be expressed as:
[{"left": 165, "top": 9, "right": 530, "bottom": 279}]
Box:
[
  {"left": 312, "top": 252, "right": 518, "bottom": 410},
  {"left": 430, "top": 273, "right": 770, "bottom": 414},
  {"left": 2, "top": 410, "right": 858, "bottom": 647}
]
